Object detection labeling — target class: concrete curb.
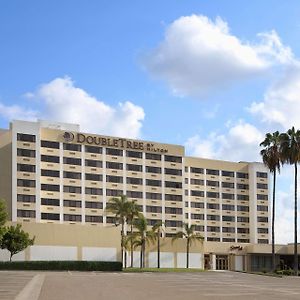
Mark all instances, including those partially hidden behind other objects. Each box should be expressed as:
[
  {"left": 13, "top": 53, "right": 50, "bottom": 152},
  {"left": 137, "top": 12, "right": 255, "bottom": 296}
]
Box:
[{"left": 15, "top": 274, "right": 45, "bottom": 300}]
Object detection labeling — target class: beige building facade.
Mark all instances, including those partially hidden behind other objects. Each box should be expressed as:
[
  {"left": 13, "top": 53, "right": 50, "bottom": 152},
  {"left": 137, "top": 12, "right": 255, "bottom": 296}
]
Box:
[{"left": 0, "top": 120, "right": 274, "bottom": 270}]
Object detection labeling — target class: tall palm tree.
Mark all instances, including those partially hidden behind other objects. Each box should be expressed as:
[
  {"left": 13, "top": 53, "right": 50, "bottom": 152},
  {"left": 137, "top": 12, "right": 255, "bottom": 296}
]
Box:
[
  {"left": 172, "top": 223, "right": 204, "bottom": 268},
  {"left": 280, "top": 127, "right": 300, "bottom": 275},
  {"left": 260, "top": 131, "right": 281, "bottom": 272},
  {"left": 106, "top": 195, "right": 131, "bottom": 267},
  {"left": 127, "top": 201, "right": 142, "bottom": 268},
  {"left": 132, "top": 215, "right": 155, "bottom": 268},
  {"left": 152, "top": 221, "right": 164, "bottom": 268}
]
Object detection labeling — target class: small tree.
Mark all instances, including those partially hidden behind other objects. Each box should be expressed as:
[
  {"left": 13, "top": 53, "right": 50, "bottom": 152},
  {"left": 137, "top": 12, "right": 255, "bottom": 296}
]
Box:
[{"left": 1, "top": 224, "right": 35, "bottom": 261}]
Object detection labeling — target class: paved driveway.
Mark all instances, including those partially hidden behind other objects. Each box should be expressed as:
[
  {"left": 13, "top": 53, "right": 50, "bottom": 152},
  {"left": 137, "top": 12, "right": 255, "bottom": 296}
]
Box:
[{"left": 2, "top": 270, "right": 300, "bottom": 300}]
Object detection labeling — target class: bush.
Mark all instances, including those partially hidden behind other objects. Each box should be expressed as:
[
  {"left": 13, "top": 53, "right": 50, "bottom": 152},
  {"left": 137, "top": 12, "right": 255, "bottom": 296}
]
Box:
[
  {"left": 275, "top": 269, "right": 293, "bottom": 276},
  {"left": 0, "top": 261, "right": 122, "bottom": 271}
]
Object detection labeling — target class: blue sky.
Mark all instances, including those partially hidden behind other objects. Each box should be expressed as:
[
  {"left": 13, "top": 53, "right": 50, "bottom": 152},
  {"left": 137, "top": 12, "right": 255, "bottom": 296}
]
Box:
[{"left": 1, "top": 0, "right": 300, "bottom": 243}]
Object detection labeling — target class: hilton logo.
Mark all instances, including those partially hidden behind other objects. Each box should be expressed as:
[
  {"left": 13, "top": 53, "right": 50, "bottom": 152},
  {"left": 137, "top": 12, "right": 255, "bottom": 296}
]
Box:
[{"left": 63, "top": 132, "right": 74, "bottom": 142}]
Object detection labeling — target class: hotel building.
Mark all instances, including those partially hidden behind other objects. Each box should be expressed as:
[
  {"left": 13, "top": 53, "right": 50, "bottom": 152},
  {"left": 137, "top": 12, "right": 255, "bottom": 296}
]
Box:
[{"left": 0, "top": 120, "right": 274, "bottom": 270}]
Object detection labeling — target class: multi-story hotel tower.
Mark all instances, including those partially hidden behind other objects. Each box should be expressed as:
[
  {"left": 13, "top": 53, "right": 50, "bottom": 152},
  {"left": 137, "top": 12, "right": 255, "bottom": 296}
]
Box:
[{"left": 0, "top": 120, "right": 272, "bottom": 270}]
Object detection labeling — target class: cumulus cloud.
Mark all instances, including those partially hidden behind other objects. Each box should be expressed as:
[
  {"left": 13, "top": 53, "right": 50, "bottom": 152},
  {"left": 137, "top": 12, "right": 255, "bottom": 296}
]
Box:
[
  {"left": 0, "top": 77, "right": 145, "bottom": 139},
  {"left": 249, "top": 63, "right": 300, "bottom": 130},
  {"left": 185, "top": 121, "right": 263, "bottom": 162},
  {"left": 144, "top": 15, "right": 292, "bottom": 96}
]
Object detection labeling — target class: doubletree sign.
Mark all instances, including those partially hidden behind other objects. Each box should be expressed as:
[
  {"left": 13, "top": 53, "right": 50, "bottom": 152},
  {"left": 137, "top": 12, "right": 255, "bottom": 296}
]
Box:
[{"left": 62, "top": 132, "right": 168, "bottom": 153}]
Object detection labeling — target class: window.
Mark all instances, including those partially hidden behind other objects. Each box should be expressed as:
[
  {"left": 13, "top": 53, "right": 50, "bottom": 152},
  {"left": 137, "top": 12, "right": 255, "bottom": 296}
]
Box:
[
  {"left": 85, "top": 201, "right": 103, "bottom": 209},
  {"left": 207, "top": 237, "right": 220, "bottom": 242},
  {"left": 165, "top": 220, "right": 182, "bottom": 227},
  {"left": 222, "top": 193, "right": 234, "bottom": 200},
  {"left": 165, "top": 194, "right": 182, "bottom": 201},
  {"left": 17, "top": 133, "right": 35, "bottom": 142},
  {"left": 106, "top": 175, "right": 123, "bottom": 183},
  {"left": 237, "top": 172, "right": 248, "bottom": 179},
  {"left": 85, "top": 145, "right": 102, "bottom": 154},
  {"left": 126, "top": 150, "right": 142, "bottom": 158},
  {"left": 63, "top": 157, "right": 81, "bottom": 165},
  {"left": 64, "top": 171, "right": 81, "bottom": 180},
  {"left": 191, "top": 190, "right": 204, "bottom": 197},
  {"left": 238, "top": 239, "right": 249, "bottom": 243},
  {"left": 207, "top": 203, "right": 219, "bottom": 209},
  {"left": 237, "top": 194, "right": 249, "bottom": 201},
  {"left": 146, "top": 179, "right": 161, "bottom": 187},
  {"left": 126, "top": 177, "right": 143, "bottom": 185},
  {"left": 222, "top": 216, "right": 235, "bottom": 222},
  {"left": 127, "top": 191, "right": 143, "bottom": 199},
  {"left": 223, "top": 238, "right": 235, "bottom": 242},
  {"left": 106, "top": 189, "right": 123, "bottom": 197},
  {"left": 223, "top": 227, "right": 235, "bottom": 233},
  {"left": 106, "top": 161, "right": 123, "bottom": 170},
  {"left": 64, "top": 214, "right": 82, "bottom": 222},
  {"left": 64, "top": 200, "right": 81, "bottom": 207},
  {"left": 165, "top": 207, "right": 182, "bottom": 214},
  {"left": 190, "top": 167, "right": 204, "bottom": 174},
  {"left": 85, "top": 174, "right": 102, "bottom": 181},
  {"left": 190, "top": 179, "right": 204, "bottom": 185},
  {"left": 17, "top": 179, "right": 35, "bottom": 187},
  {"left": 206, "top": 180, "right": 219, "bottom": 187},
  {"left": 85, "top": 216, "right": 103, "bottom": 223},
  {"left": 258, "top": 228, "right": 268, "bottom": 234},
  {"left": 41, "top": 184, "right": 60, "bottom": 191},
  {"left": 207, "top": 226, "right": 220, "bottom": 232},
  {"left": 17, "top": 164, "right": 36, "bottom": 173},
  {"left": 146, "top": 206, "right": 162, "bottom": 213},
  {"left": 85, "top": 159, "right": 102, "bottom": 168},
  {"left": 106, "top": 217, "right": 116, "bottom": 224},
  {"left": 85, "top": 188, "right": 102, "bottom": 195},
  {"left": 257, "top": 172, "right": 268, "bottom": 178},
  {"left": 63, "top": 143, "right": 81, "bottom": 152},
  {"left": 222, "top": 182, "right": 234, "bottom": 188},
  {"left": 42, "top": 155, "right": 60, "bottom": 163},
  {"left": 146, "top": 153, "right": 161, "bottom": 160},
  {"left": 222, "top": 171, "right": 234, "bottom": 177},
  {"left": 237, "top": 217, "right": 249, "bottom": 223},
  {"left": 194, "top": 225, "right": 204, "bottom": 231},
  {"left": 63, "top": 186, "right": 81, "bottom": 193},
  {"left": 146, "top": 192, "right": 162, "bottom": 200},
  {"left": 41, "top": 169, "right": 60, "bottom": 177},
  {"left": 41, "top": 140, "right": 59, "bottom": 149},
  {"left": 258, "top": 239, "right": 269, "bottom": 244},
  {"left": 41, "top": 198, "right": 60, "bottom": 206},
  {"left": 126, "top": 164, "right": 142, "bottom": 172},
  {"left": 206, "top": 192, "right": 219, "bottom": 198},
  {"left": 17, "top": 148, "right": 35, "bottom": 157},
  {"left": 257, "top": 183, "right": 268, "bottom": 190},
  {"left": 41, "top": 213, "right": 60, "bottom": 220},
  {"left": 164, "top": 168, "right": 182, "bottom": 176},
  {"left": 237, "top": 205, "right": 249, "bottom": 212},
  {"left": 237, "top": 228, "right": 249, "bottom": 234},
  {"left": 17, "top": 209, "right": 35, "bottom": 218},
  {"left": 222, "top": 204, "right": 235, "bottom": 211},
  {"left": 207, "top": 215, "right": 220, "bottom": 221},
  {"left": 257, "top": 194, "right": 268, "bottom": 200},
  {"left": 106, "top": 148, "right": 123, "bottom": 156},
  {"left": 165, "top": 181, "right": 182, "bottom": 188},
  {"left": 206, "top": 169, "right": 219, "bottom": 176},
  {"left": 164, "top": 155, "right": 182, "bottom": 163},
  {"left": 17, "top": 194, "right": 36, "bottom": 203},
  {"left": 237, "top": 184, "right": 249, "bottom": 190},
  {"left": 190, "top": 202, "right": 204, "bottom": 208},
  {"left": 257, "top": 205, "right": 268, "bottom": 212},
  {"left": 146, "top": 166, "right": 161, "bottom": 174},
  {"left": 191, "top": 213, "right": 204, "bottom": 220}
]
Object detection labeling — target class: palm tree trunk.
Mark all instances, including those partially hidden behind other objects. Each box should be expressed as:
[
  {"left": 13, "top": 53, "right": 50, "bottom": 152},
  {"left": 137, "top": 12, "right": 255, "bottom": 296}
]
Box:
[
  {"left": 130, "top": 222, "right": 133, "bottom": 268},
  {"left": 186, "top": 240, "right": 189, "bottom": 269},
  {"left": 294, "top": 163, "right": 298, "bottom": 276},
  {"left": 157, "top": 228, "right": 160, "bottom": 268},
  {"left": 272, "top": 170, "right": 276, "bottom": 272},
  {"left": 121, "top": 222, "right": 124, "bottom": 267},
  {"left": 142, "top": 239, "right": 146, "bottom": 268},
  {"left": 140, "top": 245, "right": 142, "bottom": 269}
]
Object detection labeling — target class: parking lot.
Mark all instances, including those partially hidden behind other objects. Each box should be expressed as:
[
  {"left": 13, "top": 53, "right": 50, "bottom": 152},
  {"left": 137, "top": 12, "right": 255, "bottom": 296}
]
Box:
[{"left": 2, "top": 270, "right": 300, "bottom": 300}]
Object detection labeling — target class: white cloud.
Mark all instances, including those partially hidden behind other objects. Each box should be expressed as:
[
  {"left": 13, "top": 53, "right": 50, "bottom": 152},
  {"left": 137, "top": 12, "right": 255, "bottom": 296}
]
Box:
[
  {"left": 249, "top": 63, "right": 300, "bottom": 130},
  {"left": 185, "top": 121, "right": 263, "bottom": 162},
  {"left": 144, "top": 15, "right": 292, "bottom": 96},
  {"left": 0, "top": 77, "right": 145, "bottom": 139}
]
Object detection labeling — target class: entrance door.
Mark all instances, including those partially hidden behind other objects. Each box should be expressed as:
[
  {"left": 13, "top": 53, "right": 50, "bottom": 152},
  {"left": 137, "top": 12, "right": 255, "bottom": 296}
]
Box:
[{"left": 216, "top": 255, "right": 228, "bottom": 270}]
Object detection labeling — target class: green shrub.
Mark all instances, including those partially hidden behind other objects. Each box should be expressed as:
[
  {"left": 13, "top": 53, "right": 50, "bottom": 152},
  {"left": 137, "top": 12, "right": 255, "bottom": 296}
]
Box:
[{"left": 0, "top": 261, "right": 122, "bottom": 271}]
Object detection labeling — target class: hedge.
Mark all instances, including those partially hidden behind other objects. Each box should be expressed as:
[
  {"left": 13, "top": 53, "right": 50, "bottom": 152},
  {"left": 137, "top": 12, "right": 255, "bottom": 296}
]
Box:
[{"left": 0, "top": 261, "right": 122, "bottom": 271}]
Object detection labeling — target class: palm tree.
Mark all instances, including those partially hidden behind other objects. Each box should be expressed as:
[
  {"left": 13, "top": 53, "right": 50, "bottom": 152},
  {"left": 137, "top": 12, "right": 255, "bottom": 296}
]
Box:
[
  {"left": 260, "top": 131, "right": 281, "bottom": 272},
  {"left": 280, "top": 127, "right": 300, "bottom": 275},
  {"left": 127, "top": 201, "right": 142, "bottom": 268},
  {"left": 132, "top": 215, "right": 155, "bottom": 268},
  {"left": 172, "top": 223, "right": 204, "bottom": 268},
  {"left": 106, "top": 195, "right": 131, "bottom": 267},
  {"left": 152, "top": 221, "right": 164, "bottom": 268}
]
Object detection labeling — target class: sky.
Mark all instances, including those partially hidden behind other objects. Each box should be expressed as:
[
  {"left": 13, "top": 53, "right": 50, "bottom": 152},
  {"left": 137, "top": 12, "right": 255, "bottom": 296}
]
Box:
[{"left": 1, "top": 0, "right": 300, "bottom": 244}]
